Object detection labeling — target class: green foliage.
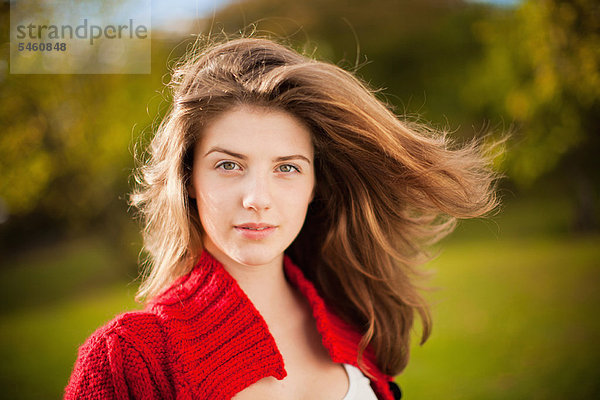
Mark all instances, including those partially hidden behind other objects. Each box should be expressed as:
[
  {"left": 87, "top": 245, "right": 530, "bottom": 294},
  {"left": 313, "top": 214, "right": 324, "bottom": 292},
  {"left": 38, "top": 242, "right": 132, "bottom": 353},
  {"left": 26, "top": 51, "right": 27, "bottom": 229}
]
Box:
[
  {"left": 464, "top": 0, "right": 600, "bottom": 186},
  {"left": 1, "top": 0, "right": 499, "bottom": 241},
  {"left": 0, "top": 72, "right": 163, "bottom": 220},
  {"left": 214, "top": 0, "right": 490, "bottom": 133},
  {"left": 2, "top": 0, "right": 597, "bottom": 243},
  {"left": 0, "top": 4, "right": 187, "bottom": 235}
]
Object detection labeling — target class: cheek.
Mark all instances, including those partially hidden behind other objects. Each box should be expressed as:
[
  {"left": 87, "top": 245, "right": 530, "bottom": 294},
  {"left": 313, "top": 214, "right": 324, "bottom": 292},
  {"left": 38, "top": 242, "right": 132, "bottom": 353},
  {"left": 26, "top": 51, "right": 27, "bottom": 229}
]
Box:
[
  {"left": 194, "top": 178, "right": 232, "bottom": 230},
  {"left": 282, "top": 181, "right": 314, "bottom": 220}
]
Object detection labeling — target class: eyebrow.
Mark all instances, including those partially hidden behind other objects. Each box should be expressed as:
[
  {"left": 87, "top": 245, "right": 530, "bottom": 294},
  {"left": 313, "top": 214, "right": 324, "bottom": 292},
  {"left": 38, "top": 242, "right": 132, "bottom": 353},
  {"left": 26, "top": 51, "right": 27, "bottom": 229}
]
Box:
[{"left": 204, "top": 147, "right": 311, "bottom": 164}]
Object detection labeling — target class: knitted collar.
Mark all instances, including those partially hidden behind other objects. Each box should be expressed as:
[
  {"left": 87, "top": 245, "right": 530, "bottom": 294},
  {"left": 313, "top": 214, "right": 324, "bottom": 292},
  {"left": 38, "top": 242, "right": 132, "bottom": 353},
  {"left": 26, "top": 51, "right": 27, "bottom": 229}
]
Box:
[{"left": 148, "top": 250, "right": 393, "bottom": 400}]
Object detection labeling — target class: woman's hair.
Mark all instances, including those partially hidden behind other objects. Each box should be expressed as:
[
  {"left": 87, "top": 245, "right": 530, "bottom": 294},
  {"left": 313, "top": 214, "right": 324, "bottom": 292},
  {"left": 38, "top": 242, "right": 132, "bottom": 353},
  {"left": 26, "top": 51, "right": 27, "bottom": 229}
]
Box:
[{"left": 130, "top": 37, "right": 499, "bottom": 377}]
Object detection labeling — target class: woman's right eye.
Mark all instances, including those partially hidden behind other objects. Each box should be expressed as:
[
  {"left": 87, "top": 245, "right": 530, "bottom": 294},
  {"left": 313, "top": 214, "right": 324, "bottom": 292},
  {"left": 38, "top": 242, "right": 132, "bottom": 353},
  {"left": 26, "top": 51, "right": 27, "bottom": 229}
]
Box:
[{"left": 217, "top": 161, "right": 239, "bottom": 171}]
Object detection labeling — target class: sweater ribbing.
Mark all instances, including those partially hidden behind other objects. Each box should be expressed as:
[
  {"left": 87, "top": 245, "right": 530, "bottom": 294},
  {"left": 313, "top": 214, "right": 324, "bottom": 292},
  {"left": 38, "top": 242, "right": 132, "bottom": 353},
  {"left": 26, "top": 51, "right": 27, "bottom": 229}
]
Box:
[{"left": 65, "top": 251, "right": 395, "bottom": 400}]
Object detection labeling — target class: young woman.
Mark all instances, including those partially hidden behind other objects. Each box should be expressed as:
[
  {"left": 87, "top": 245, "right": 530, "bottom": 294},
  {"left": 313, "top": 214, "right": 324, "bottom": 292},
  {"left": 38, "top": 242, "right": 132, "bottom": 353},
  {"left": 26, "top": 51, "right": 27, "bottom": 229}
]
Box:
[{"left": 65, "top": 38, "right": 498, "bottom": 400}]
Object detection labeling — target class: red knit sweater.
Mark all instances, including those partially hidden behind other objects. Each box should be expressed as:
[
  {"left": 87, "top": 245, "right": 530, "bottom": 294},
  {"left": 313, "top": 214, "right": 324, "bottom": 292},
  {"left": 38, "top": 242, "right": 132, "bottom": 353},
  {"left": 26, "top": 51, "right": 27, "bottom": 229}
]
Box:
[{"left": 65, "top": 250, "right": 396, "bottom": 399}]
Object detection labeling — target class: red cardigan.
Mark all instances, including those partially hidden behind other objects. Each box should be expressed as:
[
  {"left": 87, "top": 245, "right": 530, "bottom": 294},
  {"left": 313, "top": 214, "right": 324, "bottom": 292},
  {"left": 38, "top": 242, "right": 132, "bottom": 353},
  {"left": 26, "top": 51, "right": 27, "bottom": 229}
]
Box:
[{"left": 65, "top": 250, "right": 396, "bottom": 399}]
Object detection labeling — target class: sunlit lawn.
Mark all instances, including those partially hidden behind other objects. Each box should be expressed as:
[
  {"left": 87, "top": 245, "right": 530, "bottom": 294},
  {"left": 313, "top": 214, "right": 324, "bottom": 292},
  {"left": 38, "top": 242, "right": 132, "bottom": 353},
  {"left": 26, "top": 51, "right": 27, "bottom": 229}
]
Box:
[
  {"left": 0, "top": 284, "right": 140, "bottom": 399},
  {"left": 400, "top": 235, "right": 600, "bottom": 399},
  {"left": 1, "top": 194, "right": 598, "bottom": 399},
  {"left": 0, "top": 240, "right": 141, "bottom": 400}
]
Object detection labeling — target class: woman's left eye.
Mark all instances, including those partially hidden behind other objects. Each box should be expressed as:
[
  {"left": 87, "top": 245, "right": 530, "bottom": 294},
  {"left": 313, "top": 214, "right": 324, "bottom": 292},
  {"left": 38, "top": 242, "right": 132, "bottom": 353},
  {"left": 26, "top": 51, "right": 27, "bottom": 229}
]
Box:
[{"left": 277, "top": 164, "right": 299, "bottom": 173}]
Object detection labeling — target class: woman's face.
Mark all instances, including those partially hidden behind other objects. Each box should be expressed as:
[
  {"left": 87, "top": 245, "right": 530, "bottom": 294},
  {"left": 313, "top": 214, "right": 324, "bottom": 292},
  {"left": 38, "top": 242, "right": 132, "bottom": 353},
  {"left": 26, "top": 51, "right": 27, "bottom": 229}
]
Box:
[{"left": 189, "top": 105, "right": 315, "bottom": 269}]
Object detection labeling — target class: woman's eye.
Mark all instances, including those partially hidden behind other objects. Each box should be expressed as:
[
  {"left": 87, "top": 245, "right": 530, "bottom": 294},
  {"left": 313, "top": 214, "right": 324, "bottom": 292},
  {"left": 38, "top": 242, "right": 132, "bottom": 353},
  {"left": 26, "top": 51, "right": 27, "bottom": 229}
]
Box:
[
  {"left": 218, "top": 161, "right": 239, "bottom": 171},
  {"left": 277, "top": 164, "right": 299, "bottom": 173}
]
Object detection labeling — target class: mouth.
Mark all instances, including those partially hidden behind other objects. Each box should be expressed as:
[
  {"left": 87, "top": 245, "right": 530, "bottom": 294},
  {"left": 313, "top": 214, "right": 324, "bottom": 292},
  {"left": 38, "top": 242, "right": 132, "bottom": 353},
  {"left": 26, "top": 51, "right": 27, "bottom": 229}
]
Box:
[
  {"left": 234, "top": 223, "right": 277, "bottom": 239},
  {"left": 235, "top": 223, "right": 276, "bottom": 230}
]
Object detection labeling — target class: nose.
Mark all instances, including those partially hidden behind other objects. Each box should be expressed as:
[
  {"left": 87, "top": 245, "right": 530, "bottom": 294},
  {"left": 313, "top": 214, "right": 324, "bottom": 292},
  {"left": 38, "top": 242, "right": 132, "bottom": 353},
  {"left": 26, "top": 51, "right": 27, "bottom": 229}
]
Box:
[{"left": 242, "top": 170, "right": 272, "bottom": 212}]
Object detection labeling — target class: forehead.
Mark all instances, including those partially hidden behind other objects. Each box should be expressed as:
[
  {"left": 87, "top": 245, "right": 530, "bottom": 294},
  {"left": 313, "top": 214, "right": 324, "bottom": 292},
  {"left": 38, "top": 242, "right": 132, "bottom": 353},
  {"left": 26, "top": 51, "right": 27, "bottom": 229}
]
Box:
[{"left": 197, "top": 106, "right": 314, "bottom": 156}]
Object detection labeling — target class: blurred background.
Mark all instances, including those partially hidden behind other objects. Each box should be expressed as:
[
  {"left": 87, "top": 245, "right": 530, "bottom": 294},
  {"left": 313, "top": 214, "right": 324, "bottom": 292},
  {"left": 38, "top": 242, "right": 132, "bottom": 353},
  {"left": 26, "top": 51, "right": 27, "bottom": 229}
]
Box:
[{"left": 1, "top": 0, "right": 599, "bottom": 398}]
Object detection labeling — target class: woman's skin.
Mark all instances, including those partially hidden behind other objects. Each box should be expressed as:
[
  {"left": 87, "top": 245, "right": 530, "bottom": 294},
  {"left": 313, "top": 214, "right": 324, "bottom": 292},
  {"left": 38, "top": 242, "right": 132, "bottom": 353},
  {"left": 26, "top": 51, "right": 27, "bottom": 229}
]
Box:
[{"left": 188, "top": 105, "right": 349, "bottom": 399}]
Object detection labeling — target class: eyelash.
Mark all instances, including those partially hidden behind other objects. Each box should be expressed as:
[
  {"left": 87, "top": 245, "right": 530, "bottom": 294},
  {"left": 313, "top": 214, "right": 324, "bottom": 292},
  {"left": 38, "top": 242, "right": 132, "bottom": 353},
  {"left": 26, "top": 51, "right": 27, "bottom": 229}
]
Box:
[
  {"left": 216, "top": 161, "right": 240, "bottom": 171},
  {"left": 277, "top": 164, "right": 300, "bottom": 173},
  {"left": 215, "top": 161, "right": 300, "bottom": 174}
]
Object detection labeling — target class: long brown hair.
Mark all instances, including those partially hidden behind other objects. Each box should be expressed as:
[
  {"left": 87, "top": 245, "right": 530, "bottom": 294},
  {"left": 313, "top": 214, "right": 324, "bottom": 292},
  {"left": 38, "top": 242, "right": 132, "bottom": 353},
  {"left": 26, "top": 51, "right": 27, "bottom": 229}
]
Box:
[{"left": 131, "top": 37, "right": 499, "bottom": 377}]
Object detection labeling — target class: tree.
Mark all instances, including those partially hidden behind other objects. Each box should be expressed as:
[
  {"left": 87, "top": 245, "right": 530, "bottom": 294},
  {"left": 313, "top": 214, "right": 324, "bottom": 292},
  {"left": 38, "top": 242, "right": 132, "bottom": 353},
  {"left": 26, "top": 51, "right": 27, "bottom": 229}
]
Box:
[
  {"left": 464, "top": 0, "right": 600, "bottom": 230},
  {"left": 0, "top": 1, "right": 183, "bottom": 251}
]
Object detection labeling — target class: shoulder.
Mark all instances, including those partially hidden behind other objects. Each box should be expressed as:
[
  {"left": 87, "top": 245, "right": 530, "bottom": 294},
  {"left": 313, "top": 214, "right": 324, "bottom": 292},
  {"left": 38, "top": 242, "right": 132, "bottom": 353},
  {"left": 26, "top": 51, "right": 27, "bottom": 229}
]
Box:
[
  {"left": 79, "top": 309, "right": 166, "bottom": 356},
  {"left": 65, "top": 310, "right": 172, "bottom": 400}
]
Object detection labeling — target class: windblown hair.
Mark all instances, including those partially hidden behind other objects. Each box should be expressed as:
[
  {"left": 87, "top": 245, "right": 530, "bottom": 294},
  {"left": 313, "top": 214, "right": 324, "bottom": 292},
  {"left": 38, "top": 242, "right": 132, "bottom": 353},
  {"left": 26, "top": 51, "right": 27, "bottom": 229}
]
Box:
[{"left": 131, "top": 37, "right": 499, "bottom": 377}]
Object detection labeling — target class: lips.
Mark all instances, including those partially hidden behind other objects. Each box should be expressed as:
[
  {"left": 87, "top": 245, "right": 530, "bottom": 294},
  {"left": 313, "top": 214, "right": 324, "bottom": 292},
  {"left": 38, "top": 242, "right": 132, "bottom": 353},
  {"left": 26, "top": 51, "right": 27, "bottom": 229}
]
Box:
[
  {"left": 234, "top": 223, "right": 277, "bottom": 239},
  {"left": 235, "top": 223, "right": 275, "bottom": 230}
]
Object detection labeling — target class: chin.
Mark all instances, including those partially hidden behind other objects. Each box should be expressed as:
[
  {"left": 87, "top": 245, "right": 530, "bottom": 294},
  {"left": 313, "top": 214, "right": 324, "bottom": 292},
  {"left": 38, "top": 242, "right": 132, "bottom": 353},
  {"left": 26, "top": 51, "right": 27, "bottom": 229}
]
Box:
[{"left": 231, "top": 245, "right": 284, "bottom": 267}]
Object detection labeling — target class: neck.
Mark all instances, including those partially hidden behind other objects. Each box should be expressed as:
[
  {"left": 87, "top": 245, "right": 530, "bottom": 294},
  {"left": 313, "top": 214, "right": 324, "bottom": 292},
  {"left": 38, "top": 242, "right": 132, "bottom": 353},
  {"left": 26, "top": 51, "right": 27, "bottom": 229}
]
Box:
[{"left": 204, "top": 247, "right": 295, "bottom": 319}]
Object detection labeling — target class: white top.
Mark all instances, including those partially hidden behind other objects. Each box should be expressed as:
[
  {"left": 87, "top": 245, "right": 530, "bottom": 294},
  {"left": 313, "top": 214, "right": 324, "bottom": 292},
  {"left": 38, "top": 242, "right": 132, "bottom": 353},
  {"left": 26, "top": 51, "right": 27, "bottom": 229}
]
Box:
[{"left": 341, "top": 363, "right": 379, "bottom": 400}]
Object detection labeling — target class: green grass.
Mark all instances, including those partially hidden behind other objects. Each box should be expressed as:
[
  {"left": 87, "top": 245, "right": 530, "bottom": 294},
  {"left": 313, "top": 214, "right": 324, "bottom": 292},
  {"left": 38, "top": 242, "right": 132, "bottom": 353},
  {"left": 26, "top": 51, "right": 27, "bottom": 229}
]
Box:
[
  {"left": 0, "top": 236, "right": 135, "bottom": 316},
  {"left": 0, "top": 237, "right": 140, "bottom": 399},
  {"left": 1, "top": 194, "right": 599, "bottom": 399},
  {"left": 400, "top": 236, "right": 600, "bottom": 399},
  {"left": 0, "top": 284, "right": 139, "bottom": 399}
]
